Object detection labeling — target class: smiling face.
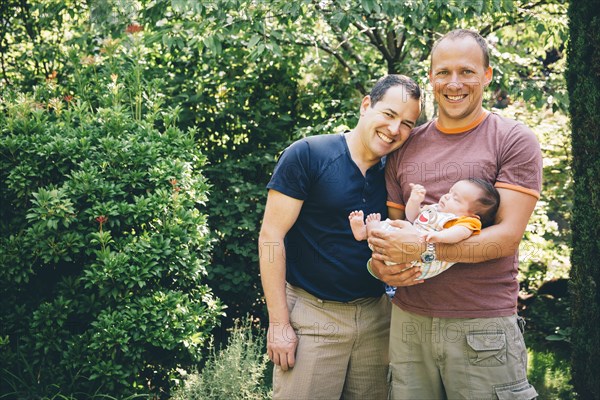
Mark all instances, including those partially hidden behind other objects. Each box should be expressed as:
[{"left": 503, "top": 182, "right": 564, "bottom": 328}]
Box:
[
  {"left": 438, "top": 180, "right": 483, "bottom": 216},
  {"left": 356, "top": 85, "right": 421, "bottom": 162},
  {"left": 429, "top": 36, "right": 493, "bottom": 130}
]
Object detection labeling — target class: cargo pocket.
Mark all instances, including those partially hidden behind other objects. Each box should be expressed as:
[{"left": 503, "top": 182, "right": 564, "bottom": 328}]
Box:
[
  {"left": 494, "top": 378, "right": 538, "bottom": 400},
  {"left": 466, "top": 331, "right": 507, "bottom": 367}
]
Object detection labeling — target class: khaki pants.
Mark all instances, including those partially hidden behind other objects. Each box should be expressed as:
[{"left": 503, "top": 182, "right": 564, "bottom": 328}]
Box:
[
  {"left": 389, "top": 306, "right": 538, "bottom": 400},
  {"left": 273, "top": 284, "right": 391, "bottom": 400}
]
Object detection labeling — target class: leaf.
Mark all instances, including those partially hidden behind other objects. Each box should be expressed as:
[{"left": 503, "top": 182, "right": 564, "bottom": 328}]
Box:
[
  {"left": 248, "top": 34, "right": 261, "bottom": 48},
  {"left": 361, "top": 0, "right": 373, "bottom": 14}
]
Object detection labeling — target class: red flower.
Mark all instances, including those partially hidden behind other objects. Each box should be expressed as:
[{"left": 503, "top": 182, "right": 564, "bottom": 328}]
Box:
[
  {"left": 46, "top": 70, "right": 58, "bottom": 81},
  {"left": 95, "top": 215, "right": 108, "bottom": 224},
  {"left": 64, "top": 95, "right": 74, "bottom": 103},
  {"left": 125, "top": 23, "right": 143, "bottom": 34}
]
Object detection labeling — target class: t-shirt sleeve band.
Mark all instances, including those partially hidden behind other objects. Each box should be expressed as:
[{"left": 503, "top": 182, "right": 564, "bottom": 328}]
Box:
[
  {"left": 386, "top": 201, "right": 405, "bottom": 210},
  {"left": 495, "top": 182, "right": 540, "bottom": 199}
]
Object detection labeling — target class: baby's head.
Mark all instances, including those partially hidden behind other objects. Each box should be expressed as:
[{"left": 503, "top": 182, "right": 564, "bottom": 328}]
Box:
[{"left": 438, "top": 178, "right": 500, "bottom": 227}]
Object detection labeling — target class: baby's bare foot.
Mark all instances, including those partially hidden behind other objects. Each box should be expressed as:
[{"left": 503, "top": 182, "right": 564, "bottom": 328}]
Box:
[
  {"left": 349, "top": 210, "right": 367, "bottom": 241},
  {"left": 366, "top": 213, "right": 381, "bottom": 224},
  {"left": 365, "top": 213, "right": 382, "bottom": 236}
]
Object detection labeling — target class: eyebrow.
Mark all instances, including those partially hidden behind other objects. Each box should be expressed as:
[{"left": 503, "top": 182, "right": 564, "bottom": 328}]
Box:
[
  {"left": 386, "top": 108, "right": 416, "bottom": 126},
  {"left": 433, "top": 63, "right": 479, "bottom": 72}
]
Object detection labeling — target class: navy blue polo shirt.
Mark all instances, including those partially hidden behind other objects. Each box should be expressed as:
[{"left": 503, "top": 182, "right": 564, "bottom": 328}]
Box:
[{"left": 267, "top": 133, "right": 387, "bottom": 301}]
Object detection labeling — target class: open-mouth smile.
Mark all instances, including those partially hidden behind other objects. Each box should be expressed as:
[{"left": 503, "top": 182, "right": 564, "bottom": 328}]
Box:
[
  {"left": 377, "top": 131, "right": 393, "bottom": 143},
  {"left": 445, "top": 94, "right": 468, "bottom": 101}
]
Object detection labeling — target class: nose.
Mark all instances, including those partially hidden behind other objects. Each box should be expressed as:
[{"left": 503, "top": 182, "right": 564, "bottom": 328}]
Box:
[
  {"left": 446, "top": 72, "right": 463, "bottom": 89},
  {"left": 389, "top": 119, "right": 401, "bottom": 135}
]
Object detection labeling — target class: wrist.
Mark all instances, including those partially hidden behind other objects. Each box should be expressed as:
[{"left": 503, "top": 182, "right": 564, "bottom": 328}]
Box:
[
  {"left": 406, "top": 198, "right": 421, "bottom": 208},
  {"left": 268, "top": 311, "right": 290, "bottom": 326},
  {"left": 420, "top": 242, "right": 437, "bottom": 264},
  {"left": 366, "top": 259, "right": 381, "bottom": 280}
]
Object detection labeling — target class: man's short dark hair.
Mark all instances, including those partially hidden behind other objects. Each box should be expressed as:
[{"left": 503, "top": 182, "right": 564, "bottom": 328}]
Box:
[
  {"left": 431, "top": 29, "right": 490, "bottom": 68},
  {"left": 468, "top": 178, "right": 500, "bottom": 228},
  {"left": 369, "top": 74, "right": 421, "bottom": 107}
]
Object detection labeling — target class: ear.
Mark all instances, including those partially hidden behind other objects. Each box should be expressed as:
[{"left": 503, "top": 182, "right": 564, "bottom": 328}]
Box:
[
  {"left": 360, "top": 95, "right": 371, "bottom": 116},
  {"left": 483, "top": 66, "right": 493, "bottom": 87}
]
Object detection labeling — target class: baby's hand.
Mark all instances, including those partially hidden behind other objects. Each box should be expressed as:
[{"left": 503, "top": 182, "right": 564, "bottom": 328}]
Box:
[
  {"left": 424, "top": 231, "right": 440, "bottom": 243},
  {"left": 409, "top": 183, "right": 426, "bottom": 202}
]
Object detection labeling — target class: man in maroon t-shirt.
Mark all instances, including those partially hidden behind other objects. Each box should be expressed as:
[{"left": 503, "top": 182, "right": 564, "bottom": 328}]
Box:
[{"left": 368, "top": 29, "right": 541, "bottom": 399}]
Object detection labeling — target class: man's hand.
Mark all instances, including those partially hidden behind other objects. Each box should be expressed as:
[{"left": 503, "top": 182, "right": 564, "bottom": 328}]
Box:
[
  {"left": 267, "top": 322, "right": 298, "bottom": 371},
  {"left": 369, "top": 258, "right": 424, "bottom": 286},
  {"left": 368, "top": 219, "right": 424, "bottom": 264}
]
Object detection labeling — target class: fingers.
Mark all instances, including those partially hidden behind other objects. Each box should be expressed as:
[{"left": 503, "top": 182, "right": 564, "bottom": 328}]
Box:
[
  {"left": 269, "top": 348, "right": 295, "bottom": 371},
  {"left": 371, "top": 251, "right": 392, "bottom": 262},
  {"left": 371, "top": 260, "right": 424, "bottom": 286},
  {"left": 279, "top": 352, "right": 290, "bottom": 371},
  {"left": 389, "top": 266, "right": 424, "bottom": 286},
  {"left": 267, "top": 325, "right": 298, "bottom": 371},
  {"left": 372, "top": 245, "right": 386, "bottom": 256},
  {"left": 287, "top": 349, "right": 296, "bottom": 369},
  {"left": 386, "top": 219, "right": 412, "bottom": 228}
]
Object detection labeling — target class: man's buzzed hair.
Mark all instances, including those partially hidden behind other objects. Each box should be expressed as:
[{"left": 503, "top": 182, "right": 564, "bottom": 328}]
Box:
[
  {"left": 431, "top": 29, "right": 490, "bottom": 68},
  {"left": 369, "top": 74, "right": 421, "bottom": 106}
]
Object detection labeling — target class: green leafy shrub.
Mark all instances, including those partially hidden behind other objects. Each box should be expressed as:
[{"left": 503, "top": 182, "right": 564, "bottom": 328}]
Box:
[
  {"left": 171, "top": 317, "right": 270, "bottom": 400},
  {"left": 0, "top": 79, "right": 223, "bottom": 396}
]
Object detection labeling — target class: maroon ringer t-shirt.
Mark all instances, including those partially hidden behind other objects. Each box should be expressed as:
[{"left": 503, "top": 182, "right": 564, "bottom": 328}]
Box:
[{"left": 385, "top": 111, "right": 542, "bottom": 318}]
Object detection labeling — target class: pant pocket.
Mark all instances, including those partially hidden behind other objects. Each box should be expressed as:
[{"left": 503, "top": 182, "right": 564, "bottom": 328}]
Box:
[
  {"left": 466, "top": 331, "right": 507, "bottom": 367},
  {"left": 494, "top": 378, "right": 538, "bottom": 400}
]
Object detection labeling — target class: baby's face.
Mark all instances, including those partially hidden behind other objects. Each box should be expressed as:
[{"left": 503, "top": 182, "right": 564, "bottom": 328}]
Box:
[{"left": 438, "top": 180, "right": 481, "bottom": 216}]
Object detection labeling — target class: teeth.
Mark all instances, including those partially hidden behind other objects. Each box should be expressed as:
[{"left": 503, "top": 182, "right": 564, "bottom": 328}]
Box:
[
  {"left": 377, "top": 132, "right": 393, "bottom": 143},
  {"left": 447, "top": 94, "right": 466, "bottom": 101}
]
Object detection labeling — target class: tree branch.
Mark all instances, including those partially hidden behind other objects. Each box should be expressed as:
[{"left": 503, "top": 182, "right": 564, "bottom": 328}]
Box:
[
  {"left": 351, "top": 20, "right": 395, "bottom": 70},
  {"left": 480, "top": 0, "right": 557, "bottom": 36},
  {"left": 262, "top": 31, "right": 366, "bottom": 94},
  {"left": 312, "top": 1, "right": 364, "bottom": 65}
]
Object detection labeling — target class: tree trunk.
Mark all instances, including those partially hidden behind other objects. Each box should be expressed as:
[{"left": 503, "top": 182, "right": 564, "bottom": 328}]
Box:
[{"left": 567, "top": 1, "right": 600, "bottom": 399}]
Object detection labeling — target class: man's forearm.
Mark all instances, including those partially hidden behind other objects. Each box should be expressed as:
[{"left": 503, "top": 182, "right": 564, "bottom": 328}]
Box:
[
  {"left": 259, "top": 236, "right": 289, "bottom": 324},
  {"left": 437, "top": 224, "right": 521, "bottom": 263}
]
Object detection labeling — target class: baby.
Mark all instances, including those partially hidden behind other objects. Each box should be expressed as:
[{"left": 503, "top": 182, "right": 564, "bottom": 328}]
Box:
[{"left": 349, "top": 178, "right": 500, "bottom": 280}]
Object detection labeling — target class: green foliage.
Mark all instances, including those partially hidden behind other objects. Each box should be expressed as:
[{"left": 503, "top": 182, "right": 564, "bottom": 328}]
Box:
[
  {"left": 0, "top": 1, "right": 576, "bottom": 396},
  {"left": 0, "top": 61, "right": 223, "bottom": 397},
  {"left": 171, "top": 317, "right": 271, "bottom": 400},
  {"left": 497, "top": 104, "right": 573, "bottom": 292},
  {"left": 567, "top": 1, "right": 600, "bottom": 398},
  {"left": 527, "top": 348, "right": 575, "bottom": 400},
  {"left": 0, "top": 0, "right": 90, "bottom": 90},
  {"left": 171, "top": 0, "right": 568, "bottom": 99}
]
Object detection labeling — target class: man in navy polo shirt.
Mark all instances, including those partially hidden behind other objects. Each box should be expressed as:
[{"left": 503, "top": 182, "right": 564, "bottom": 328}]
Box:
[{"left": 258, "top": 75, "right": 423, "bottom": 399}]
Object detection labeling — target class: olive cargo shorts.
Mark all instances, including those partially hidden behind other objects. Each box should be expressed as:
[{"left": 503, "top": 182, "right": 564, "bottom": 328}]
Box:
[{"left": 388, "top": 306, "right": 538, "bottom": 399}]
